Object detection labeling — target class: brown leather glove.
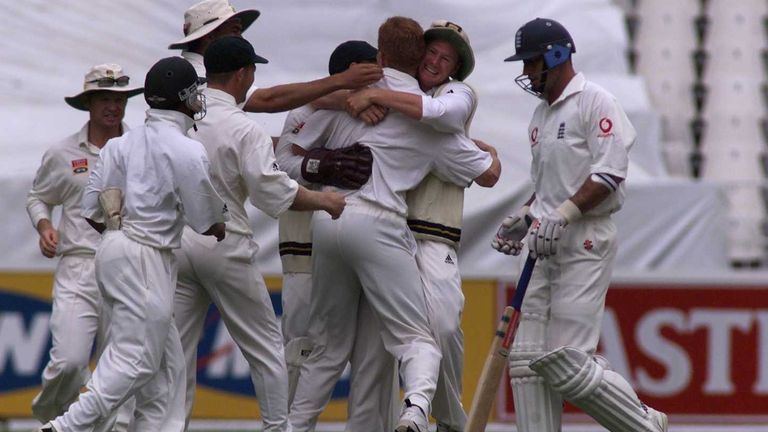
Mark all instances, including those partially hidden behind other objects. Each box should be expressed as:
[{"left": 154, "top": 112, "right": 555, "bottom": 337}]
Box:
[{"left": 300, "top": 143, "right": 373, "bottom": 189}]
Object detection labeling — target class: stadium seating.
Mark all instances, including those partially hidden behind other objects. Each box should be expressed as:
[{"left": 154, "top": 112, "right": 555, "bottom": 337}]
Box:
[{"left": 626, "top": 0, "right": 768, "bottom": 265}]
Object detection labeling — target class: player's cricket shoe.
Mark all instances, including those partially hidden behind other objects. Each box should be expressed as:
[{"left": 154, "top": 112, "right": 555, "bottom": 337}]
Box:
[
  {"left": 37, "top": 422, "right": 56, "bottom": 432},
  {"left": 648, "top": 407, "right": 668, "bottom": 432},
  {"left": 395, "top": 398, "right": 428, "bottom": 432}
]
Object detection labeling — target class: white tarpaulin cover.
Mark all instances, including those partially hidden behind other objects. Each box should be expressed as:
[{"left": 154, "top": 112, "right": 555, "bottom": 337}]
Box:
[{"left": 0, "top": 0, "right": 732, "bottom": 277}]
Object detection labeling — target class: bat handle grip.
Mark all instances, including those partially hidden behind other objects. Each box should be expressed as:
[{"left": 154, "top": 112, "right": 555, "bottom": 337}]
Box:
[{"left": 511, "top": 254, "right": 536, "bottom": 310}]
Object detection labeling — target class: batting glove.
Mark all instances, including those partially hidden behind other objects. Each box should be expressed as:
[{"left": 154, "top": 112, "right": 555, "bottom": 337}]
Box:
[
  {"left": 528, "top": 200, "right": 582, "bottom": 258},
  {"left": 492, "top": 205, "right": 532, "bottom": 256}
]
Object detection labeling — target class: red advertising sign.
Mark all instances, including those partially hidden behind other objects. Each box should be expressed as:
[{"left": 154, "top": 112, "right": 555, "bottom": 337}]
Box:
[{"left": 496, "top": 282, "right": 768, "bottom": 424}]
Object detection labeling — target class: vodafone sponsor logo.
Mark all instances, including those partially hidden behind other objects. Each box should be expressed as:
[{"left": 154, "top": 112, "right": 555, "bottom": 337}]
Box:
[
  {"left": 530, "top": 127, "right": 539, "bottom": 145},
  {"left": 598, "top": 117, "right": 614, "bottom": 138},
  {"left": 497, "top": 283, "right": 768, "bottom": 421}
]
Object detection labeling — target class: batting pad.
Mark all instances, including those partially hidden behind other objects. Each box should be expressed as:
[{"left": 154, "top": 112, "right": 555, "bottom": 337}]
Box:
[
  {"left": 530, "top": 346, "right": 666, "bottom": 432},
  {"left": 507, "top": 312, "right": 562, "bottom": 432}
]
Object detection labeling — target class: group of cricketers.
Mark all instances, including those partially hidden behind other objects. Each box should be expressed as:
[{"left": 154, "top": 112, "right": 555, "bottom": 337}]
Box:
[{"left": 26, "top": 0, "right": 668, "bottom": 431}]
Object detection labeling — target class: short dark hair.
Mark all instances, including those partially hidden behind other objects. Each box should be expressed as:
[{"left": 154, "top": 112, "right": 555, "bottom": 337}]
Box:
[{"left": 378, "top": 16, "right": 425, "bottom": 74}]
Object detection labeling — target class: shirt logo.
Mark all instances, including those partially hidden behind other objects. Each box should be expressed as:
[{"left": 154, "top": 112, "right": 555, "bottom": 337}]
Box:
[
  {"left": 291, "top": 122, "right": 305, "bottom": 134},
  {"left": 444, "top": 255, "right": 454, "bottom": 265},
  {"left": 557, "top": 122, "right": 566, "bottom": 139},
  {"left": 598, "top": 117, "right": 614, "bottom": 137},
  {"left": 71, "top": 158, "right": 88, "bottom": 174},
  {"left": 272, "top": 162, "right": 280, "bottom": 172},
  {"left": 584, "top": 239, "right": 594, "bottom": 251},
  {"left": 530, "top": 127, "right": 539, "bottom": 145}
]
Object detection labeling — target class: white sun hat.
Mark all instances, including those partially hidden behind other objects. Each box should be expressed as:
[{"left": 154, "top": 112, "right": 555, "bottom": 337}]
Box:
[
  {"left": 168, "top": 0, "right": 260, "bottom": 50},
  {"left": 64, "top": 63, "right": 143, "bottom": 111}
]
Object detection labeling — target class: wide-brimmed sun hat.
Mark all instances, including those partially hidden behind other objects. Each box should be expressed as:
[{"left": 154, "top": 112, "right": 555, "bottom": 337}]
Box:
[
  {"left": 424, "top": 20, "right": 475, "bottom": 81},
  {"left": 168, "top": 0, "right": 260, "bottom": 50},
  {"left": 64, "top": 63, "right": 143, "bottom": 111}
]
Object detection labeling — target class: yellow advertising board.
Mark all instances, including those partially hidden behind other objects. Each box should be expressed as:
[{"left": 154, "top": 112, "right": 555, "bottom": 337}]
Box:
[{"left": 0, "top": 273, "right": 498, "bottom": 421}]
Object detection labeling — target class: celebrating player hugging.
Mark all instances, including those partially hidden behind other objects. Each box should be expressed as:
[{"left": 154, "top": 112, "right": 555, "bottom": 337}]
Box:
[{"left": 30, "top": 2, "right": 673, "bottom": 432}]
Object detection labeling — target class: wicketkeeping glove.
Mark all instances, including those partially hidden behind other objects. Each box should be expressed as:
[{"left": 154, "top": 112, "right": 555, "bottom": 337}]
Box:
[
  {"left": 528, "top": 200, "right": 582, "bottom": 258},
  {"left": 300, "top": 143, "right": 373, "bottom": 189},
  {"left": 492, "top": 205, "right": 532, "bottom": 256}
]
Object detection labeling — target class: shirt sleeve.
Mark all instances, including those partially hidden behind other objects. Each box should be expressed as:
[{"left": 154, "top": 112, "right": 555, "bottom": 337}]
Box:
[
  {"left": 80, "top": 149, "right": 108, "bottom": 223},
  {"left": 432, "top": 134, "right": 493, "bottom": 187},
  {"left": 288, "top": 110, "right": 334, "bottom": 151},
  {"left": 420, "top": 83, "right": 475, "bottom": 134},
  {"left": 241, "top": 125, "right": 300, "bottom": 218},
  {"left": 26, "top": 148, "right": 62, "bottom": 228},
  {"left": 275, "top": 114, "right": 310, "bottom": 183},
  {"left": 175, "top": 143, "right": 229, "bottom": 234},
  {"left": 582, "top": 89, "right": 635, "bottom": 179}
]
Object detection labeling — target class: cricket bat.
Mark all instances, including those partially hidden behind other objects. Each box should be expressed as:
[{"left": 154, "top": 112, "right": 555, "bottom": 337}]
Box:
[{"left": 466, "top": 254, "right": 536, "bottom": 432}]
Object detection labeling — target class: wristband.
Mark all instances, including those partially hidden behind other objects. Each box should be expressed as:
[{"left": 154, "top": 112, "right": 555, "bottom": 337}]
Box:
[{"left": 557, "top": 199, "right": 582, "bottom": 224}]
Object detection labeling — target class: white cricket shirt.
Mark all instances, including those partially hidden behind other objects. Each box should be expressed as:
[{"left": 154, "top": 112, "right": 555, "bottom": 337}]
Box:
[
  {"left": 527, "top": 72, "right": 635, "bottom": 218},
  {"left": 421, "top": 80, "right": 476, "bottom": 135},
  {"left": 274, "top": 104, "right": 317, "bottom": 184},
  {"left": 26, "top": 122, "right": 128, "bottom": 256},
  {"left": 82, "top": 109, "right": 228, "bottom": 250},
  {"left": 190, "top": 88, "right": 299, "bottom": 235},
  {"left": 292, "top": 67, "right": 492, "bottom": 217}
]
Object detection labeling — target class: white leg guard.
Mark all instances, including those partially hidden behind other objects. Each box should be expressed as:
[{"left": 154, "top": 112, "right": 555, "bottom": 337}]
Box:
[
  {"left": 530, "top": 346, "right": 668, "bottom": 432},
  {"left": 285, "top": 337, "right": 314, "bottom": 406},
  {"left": 507, "top": 312, "right": 562, "bottom": 432}
]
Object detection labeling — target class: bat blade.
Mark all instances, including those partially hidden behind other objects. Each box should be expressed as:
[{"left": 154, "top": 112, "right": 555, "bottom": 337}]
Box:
[
  {"left": 466, "top": 306, "right": 516, "bottom": 432},
  {"left": 465, "top": 255, "right": 536, "bottom": 432}
]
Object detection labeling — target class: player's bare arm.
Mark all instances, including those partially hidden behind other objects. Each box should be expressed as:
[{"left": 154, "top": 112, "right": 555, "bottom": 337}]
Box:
[
  {"left": 310, "top": 89, "right": 351, "bottom": 110},
  {"left": 570, "top": 173, "right": 624, "bottom": 213},
  {"left": 289, "top": 186, "right": 346, "bottom": 219},
  {"left": 472, "top": 139, "right": 501, "bottom": 187},
  {"left": 347, "top": 87, "right": 422, "bottom": 121},
  {"left": 36, "top": 219, "right": 59, "bottom": 258},
  {"left": 244, "top": 63, "right": 382, "bottom": 113}
]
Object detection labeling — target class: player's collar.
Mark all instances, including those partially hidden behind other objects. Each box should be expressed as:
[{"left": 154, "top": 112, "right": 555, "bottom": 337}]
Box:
[
  {"left": 204, "top": 87, "right": 236, "bottom": 106},
  {"left": 550, "top": 72, "right": 586, "bottom": 107}
]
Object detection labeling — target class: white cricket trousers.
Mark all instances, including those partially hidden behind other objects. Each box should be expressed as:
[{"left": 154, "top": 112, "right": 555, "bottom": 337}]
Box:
[
  {"left": 283, "top": 272, "right": 399, "bottom": 431},
  {"left": 510, "top": 216, "right": 617, "bottom": 432},
  {"left": 289, "top": 199, "right": 441, "bottom": 431},
  {"left": 416, "top": 240, "right": 466, "bottom": 431},
  {"left": 52, "top": 231, "right": 185, "bottom": 432},
  {"left": 33, "top": 255, "right": 135, "bottom": 431},
  {"left": 174, "top": 228, "right": 290, "bottom": 432},
  {"left": 32, "top": 255, "right": 105, "bottom": 422}
]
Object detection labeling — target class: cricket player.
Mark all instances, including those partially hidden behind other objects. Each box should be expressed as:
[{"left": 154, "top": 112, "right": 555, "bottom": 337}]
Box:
[
  {"left": 288, "top": 17, "right": 500, "bottom": 432},
  {"left": 42, "top": 56, "right": 228, "bottom": 432},
  {"left": 275, "top": 38, "right": 378, "bottom": 396},
  {"left": 169, "top": 0, "right": 382, "bottom": 113},
  {"left": 173, "top": 36, "right": 347, "bottom": 432},
  {"left": 27, "top": 63, "right": 142, "bottom": 431},
  {"left": 493, "top": 17, "right": 668, "bottom": 432},
  {"left": 275, "top": 40, "right": 399, "bottom": 431},
  {"left": 344, "top": 20, "right": 485, "bottom": 432}
]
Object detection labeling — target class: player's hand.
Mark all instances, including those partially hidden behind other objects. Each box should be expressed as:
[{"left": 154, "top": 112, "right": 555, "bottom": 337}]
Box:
[
  {"left": 37, "top": 220, "right": 58, "bottom": 258},
  {"left": 358, "top": 105, "right": 388, "bottom": 125},
  {"left": 345, "top": 88, "right": 375, "bottom": 117},
  {"left": 491, "top": 206, "right": 530, "bottom": 256},
  {"left": 335, "top": 63, "right": 383, "bottom": 90},
  {"left": 473, "top": 138, "right": 498, "bottom": 158},
  {"left": 322, "top": 191, "right": 346, "bottom": 219},
  {"left": 528, "top": 211, "right": 567, "bottom": 258},
  {"left": 203, "top": 222, "right": 226, "bottom": 242}
]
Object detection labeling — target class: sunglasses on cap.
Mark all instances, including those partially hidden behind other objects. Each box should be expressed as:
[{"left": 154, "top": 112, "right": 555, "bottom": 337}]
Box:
[{"left": 87, "top": 76, "right": 131, "bottom": 88}]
